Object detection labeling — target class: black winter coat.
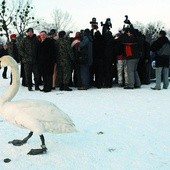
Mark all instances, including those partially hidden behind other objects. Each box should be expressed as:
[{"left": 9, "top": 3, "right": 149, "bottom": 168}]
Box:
[
  {"left": 93, "top": 32, "right": 105, "bottom": 60},
  {"left": 37, "top": 38, "right": 56, "bottom": 74},
  {"left": 151, "top": 36, "right": 170, "bottom": 67},
  {"left": 118, "top": 33, "right": 141, "bottom": 60}
]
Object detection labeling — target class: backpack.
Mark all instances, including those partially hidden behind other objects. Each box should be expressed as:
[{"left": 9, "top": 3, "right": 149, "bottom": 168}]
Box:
[{"left": 157, "top": 42, "right": 170, "bottom": 58}]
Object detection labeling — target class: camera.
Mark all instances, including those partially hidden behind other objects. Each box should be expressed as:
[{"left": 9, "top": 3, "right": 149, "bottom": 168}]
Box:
[
  {"left": 124, "top": 15, "right": 131, "bottom": 25},
  {"left": 101, "top": 18, "right": 112, "bottom": 28},
  {"left": 90, "top": 17, "right": 98, "bottom": 30}
]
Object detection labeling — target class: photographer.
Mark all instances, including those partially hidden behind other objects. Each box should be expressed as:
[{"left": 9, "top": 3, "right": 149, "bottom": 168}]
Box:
[{"left": 101, "top": 18, "right": 112, "bottom": 39}]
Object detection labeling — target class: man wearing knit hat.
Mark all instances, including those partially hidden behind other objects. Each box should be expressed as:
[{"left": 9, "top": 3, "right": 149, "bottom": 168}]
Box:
[{"left": 10, "top": 34, "right": 17, "bottom": 40}]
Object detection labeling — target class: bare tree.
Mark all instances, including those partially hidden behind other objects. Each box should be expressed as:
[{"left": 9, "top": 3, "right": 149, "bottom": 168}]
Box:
[
  {"left": 13, "top": 0, "right": 39, "bottom": 37},
  {"left": 36, "top": 20, "right": 55, "bottom": 33},
  {"left": 0, "top": 0, "right": 39, "bottom": 42},
  {"left": 132, "top": 21, "right": 166, "bottom": 44},
  {"left": 166, "top": 29, "right": 170, "bottom": 39},
  {"left": 0, "top": 0, "right": 14, "bottom": 42},
  {"left": 133, "top": 21, "right": 145, "bottom": 35},
  {"left": 144, "top": 21, "right": 164, "bottom": 44},
  {"left": 52, "top": 9, "right": 75, "bottom": 32}
]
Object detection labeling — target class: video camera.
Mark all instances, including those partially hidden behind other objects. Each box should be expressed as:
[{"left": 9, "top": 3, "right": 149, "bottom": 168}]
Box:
[
  {"left": 123, "top": 15, "right": 142, "bottom": 37},
  {"left": 101, "top": 18, "right": 112, "bottom": 37},
  {"left": 124, "top": 15, "right": 131, "bottom": 25},
  {"left": 90, "top": 17, "right": 98, "bottom": 30},
  {"left": 101, "top": 18, "right": 112, "bottom": 29},
  {"left": 122, "top": 15, "right": 134, "bottom": 33}
]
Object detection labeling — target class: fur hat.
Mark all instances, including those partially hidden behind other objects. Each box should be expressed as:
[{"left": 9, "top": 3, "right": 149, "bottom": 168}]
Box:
[
  {"left": 26, "top": 28, "right": 34, "bottom": 33},
  {"left": 159, "top": 30, "right": 166, "bottom": 37},
  {"left": 58, "top": 31, "right": 66, "bottom": 38},
  {"left": 49, "top": 29, "right": 56, "bottom": 35}
]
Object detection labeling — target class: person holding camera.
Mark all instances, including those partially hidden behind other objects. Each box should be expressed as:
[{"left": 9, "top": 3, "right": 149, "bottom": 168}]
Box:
[{"left": 118, "top": 28, "right": 141, "bottom": 89}]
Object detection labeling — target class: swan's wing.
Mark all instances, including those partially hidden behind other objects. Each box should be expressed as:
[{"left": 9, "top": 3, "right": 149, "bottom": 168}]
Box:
[
  {"left": 2, "top": 99, "right": 76, "bottom": 134},
  {"left": 13, "top": 99, "right": 74, "bottom": 123}
]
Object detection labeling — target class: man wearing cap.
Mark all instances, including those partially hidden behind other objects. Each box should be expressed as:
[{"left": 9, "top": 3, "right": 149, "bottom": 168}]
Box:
[{"left": 19, "top": 28, "right": 40, "bottom": 91}]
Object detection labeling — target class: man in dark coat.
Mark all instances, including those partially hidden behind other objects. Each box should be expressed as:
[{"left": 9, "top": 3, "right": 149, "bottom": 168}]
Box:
[
  {"left": 37, "top": 31, "right": 56, "bottom": 92},
  {"left": 137, "top": 37, "right": 151, "bottom": 85},
  {"left": 93, "top": 30, "right": 105, "bottom": 88},
  {"left": 103, "top": 31, "right": 115, "bottom": 88},
  {"left": 150, "top": 30, "right": 170, "bottom": 90},
  {"left": 78, "top": 29, "right": 93, "bottom": 90}
]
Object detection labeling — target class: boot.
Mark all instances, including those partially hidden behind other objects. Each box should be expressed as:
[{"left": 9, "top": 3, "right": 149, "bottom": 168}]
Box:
[
  {"left": 61, "top": 84, "right": 72, "bottom": 91},
  {"left": 35, "top": 86, "right": 40, "bottom": 91},
  {"left": 59, "top": 84, "right": 64, "bottom": 91},
  {"left": 28, "top": 87, "right": 33, "bottom": 91}
]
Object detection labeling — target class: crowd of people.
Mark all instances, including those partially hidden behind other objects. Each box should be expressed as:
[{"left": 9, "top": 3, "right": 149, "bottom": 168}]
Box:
[{"left": 0, "top": 17, "right": 170, "bottom": 92}]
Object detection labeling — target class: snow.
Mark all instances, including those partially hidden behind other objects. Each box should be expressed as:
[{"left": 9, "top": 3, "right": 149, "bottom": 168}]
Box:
[{"left": 0, "top": 68, "right": 170, "bottom": 170}]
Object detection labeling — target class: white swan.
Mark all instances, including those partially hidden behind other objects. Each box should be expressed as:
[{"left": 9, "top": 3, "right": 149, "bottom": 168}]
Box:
[{"left": 0, "top": 55, "right": 76, "bottom": 155}]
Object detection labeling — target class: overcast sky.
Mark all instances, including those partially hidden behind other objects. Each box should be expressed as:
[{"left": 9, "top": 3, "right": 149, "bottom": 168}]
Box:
[{"left": 33, "top": 0, "right": 170, "bottom": 33}]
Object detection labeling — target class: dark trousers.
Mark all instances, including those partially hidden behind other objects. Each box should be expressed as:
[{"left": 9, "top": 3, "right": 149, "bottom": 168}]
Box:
[
  {"left": 103, "top": 61, "right": 113, "bottom": 87},
  {"left": 42, "top": 73, "right": 53, "bottom": 91},
  {"left": 94, "top": 59, "right": 104, "bottom": 88},
  {"left": 80, "top": 64, "right": 90, "bottom": 88},
  {"left": 40, "top": 63, "right": 54, "bottom": 91},
  {"left": 24, "top": 63, "right": 40, "bottom": 88}
]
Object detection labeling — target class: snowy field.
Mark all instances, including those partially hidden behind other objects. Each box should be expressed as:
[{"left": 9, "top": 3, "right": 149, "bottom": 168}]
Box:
[{"left": 0, "top": 67, "right": 170, "bottom": 170}]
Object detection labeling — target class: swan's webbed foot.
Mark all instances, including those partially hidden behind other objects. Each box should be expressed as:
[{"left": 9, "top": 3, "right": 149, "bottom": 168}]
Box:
[
  {"left": 27, "top": 145, "right": 47, "bottom": 155},
  {"left": 8, "top": 132, "right": 33, "bottom": 146},
  {"left": 8, "top": 139, "right": 27, "bottom": 146}
]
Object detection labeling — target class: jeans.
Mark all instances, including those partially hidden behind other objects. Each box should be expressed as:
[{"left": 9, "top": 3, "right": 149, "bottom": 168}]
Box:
[{"left": 155, "top": 67, "right": 169, "bottom": 89}]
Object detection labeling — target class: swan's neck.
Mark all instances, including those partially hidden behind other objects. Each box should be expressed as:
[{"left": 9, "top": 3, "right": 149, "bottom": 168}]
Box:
[{"left": 0, "top": 63, "right": 20, "bottom": 104}]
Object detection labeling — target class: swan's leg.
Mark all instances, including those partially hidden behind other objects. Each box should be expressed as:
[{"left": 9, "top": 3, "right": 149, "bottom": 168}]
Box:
[
  {"left": 40, "top": 134, "right": 47, "bottom": 150},
  {"left": 8, "top": 131, "right": 33, "bottom": 146},
  {"left": 27, "top": 134, "right": 47, "bottom": 155}
]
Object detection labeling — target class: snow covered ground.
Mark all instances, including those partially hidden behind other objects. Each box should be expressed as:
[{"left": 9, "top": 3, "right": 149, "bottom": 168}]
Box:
[{"left": 0, "top": 67, "right": 170, "bottom": 170}]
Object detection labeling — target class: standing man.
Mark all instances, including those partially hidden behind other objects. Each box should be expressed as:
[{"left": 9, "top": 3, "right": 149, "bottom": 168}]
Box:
[
  {"left": 56, "top": 31, "right": 73, "bottom": 91},
  {"left": 7, "top": 34, "right": 20, "bottom": 84},
  {"left": 119, "top": 28, "right": 141, "bottom": 89},
  {"left": 48, "top": 29, "right": 58, "bottom": 90},
  {"left": 78, "top": 29, "right": 93, "bottom": 90},
  {"left": 19, "top": 28, "right": 40, "bottom": 91},
  {"left": 150, "top": 30, "right": 170, "bottom": 90},
  {"left": 37, "top": 31, "right": 56, "bottom": 92}
]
